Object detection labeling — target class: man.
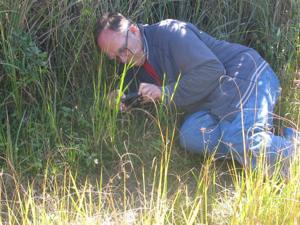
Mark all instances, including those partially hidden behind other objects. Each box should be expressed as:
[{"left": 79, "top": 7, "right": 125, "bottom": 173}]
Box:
[{"left": 95, "top": 12, "right": 299, "bottom": 176}]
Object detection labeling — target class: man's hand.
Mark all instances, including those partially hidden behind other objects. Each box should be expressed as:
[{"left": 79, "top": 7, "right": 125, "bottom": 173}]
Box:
[
  {"left": 138, "top": 83, "right": 162, "bottom": 103},
  {"left": 108, "top": 90, "right": 128, "bottom": 112}
]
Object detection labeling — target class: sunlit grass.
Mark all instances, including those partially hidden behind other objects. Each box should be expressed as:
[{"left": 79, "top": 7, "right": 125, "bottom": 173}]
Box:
[
  {"left": 0, "top": 143, "right": 300, "bottom": 224},
  {"left": 0, "top": 0, "right": 299, "bottom": 224}
]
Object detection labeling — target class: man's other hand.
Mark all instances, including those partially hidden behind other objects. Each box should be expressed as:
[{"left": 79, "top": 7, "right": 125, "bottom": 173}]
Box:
[{"left": 108, "top": 90, "right": 128, "bottom": 112}]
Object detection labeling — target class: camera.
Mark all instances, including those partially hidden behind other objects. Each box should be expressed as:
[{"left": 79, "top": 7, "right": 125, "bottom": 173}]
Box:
[{"left": 121, "top": 92, "right": 142, "bottom": 107}]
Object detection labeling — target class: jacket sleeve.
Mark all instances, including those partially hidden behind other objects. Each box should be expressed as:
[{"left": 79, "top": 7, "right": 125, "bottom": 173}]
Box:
[{"left": 163, "top": 26, "right": 226, "bottom": 109}]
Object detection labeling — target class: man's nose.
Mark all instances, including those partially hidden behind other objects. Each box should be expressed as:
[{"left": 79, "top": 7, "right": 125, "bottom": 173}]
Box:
[
  {"left": 117, "top": 55, "right": 126, "bottom": 64},
  {"left": 107, "top": 53, "right": 115, "bottom": 60}
]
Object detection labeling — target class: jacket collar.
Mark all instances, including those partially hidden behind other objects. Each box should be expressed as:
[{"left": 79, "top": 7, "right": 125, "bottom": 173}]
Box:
[{"left": 137, "top": 23, "right": 149, "bottom": 61}]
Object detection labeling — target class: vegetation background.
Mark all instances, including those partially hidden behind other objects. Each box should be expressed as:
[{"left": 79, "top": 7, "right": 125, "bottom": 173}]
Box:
[{"left": 0, "top": 0, "right": 299, "bottom": 224}]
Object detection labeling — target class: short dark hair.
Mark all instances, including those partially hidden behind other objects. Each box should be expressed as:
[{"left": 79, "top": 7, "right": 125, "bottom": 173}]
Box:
[{"left": 94, "top": 12, "right": 128, "bottom": 46}]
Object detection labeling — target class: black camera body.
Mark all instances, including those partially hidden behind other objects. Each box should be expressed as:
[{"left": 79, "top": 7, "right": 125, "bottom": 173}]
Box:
[{"left": 121, "top": 92, "right": 142, "bottom": 107}]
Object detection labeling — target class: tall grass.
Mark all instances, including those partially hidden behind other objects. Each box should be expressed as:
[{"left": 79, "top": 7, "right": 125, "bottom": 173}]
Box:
[{"left": 0, "top": 0, "right": 299, "bottom": 224}]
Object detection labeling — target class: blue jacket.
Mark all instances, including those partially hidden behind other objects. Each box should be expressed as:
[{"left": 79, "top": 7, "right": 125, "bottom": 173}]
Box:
[{"left": 125, "top": 19, "right": 273, "bottom": 121}]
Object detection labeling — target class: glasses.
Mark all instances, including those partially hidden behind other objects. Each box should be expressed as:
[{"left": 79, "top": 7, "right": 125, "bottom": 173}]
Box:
[
  {"left": 118, "top": 28, "right": 129, "bottom": 54},
  {"left": 118, "top": 28, "right": 134, "bottom": 57}
]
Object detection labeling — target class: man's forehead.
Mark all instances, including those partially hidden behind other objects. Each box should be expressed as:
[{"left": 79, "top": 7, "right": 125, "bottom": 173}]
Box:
[{"left": 98, "top": 29, "right": 121, "bottom": 50}]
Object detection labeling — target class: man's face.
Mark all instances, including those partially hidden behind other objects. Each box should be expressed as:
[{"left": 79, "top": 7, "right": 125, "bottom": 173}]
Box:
[{"left": 97, "top": 28, "right": 135, "bottom": 64}]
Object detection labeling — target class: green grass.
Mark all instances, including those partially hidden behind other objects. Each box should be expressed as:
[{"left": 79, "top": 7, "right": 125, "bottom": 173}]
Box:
[{"left": 0, "top": 0, "right": 299, "bottom": 224}]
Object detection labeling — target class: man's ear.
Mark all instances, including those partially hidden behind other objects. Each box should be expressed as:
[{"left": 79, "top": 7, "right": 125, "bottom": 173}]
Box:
[{"left": 129, "top": 25, "right": 138, "bottom": 34}]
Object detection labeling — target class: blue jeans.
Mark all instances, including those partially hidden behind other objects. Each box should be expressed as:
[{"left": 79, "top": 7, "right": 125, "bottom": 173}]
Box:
[{"left": 179, "top": 66, "right": 294, "bottom": 169}]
